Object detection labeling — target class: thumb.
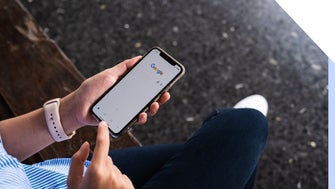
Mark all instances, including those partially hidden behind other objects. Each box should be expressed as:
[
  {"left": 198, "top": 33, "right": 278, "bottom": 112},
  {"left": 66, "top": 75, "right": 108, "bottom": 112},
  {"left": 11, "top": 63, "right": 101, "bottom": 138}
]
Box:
[{"left": 67, "top": 142, "right": 90, "bottom": 189}]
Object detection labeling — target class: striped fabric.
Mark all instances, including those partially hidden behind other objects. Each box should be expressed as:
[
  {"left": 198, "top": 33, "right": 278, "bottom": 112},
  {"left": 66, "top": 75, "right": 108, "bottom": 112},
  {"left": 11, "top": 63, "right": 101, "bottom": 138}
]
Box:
[{"left": 0, "top": 137, "right": 90, "bottom": 189}]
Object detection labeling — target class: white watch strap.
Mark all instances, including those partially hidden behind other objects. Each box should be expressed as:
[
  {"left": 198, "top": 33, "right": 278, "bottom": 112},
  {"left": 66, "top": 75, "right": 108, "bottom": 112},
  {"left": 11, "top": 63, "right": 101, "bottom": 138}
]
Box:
[{"left": 43, "top": 98, "right": 75, "bottom": 142}]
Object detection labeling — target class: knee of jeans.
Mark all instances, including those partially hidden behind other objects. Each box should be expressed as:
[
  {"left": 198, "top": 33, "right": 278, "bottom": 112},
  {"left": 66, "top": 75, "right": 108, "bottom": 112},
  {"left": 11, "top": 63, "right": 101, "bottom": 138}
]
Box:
[
  {"left": 237, "top": 108, "right": 269, "bottom": 141},
  {"left": 203, "top": 108, "right": 268, "bottom": 144}
]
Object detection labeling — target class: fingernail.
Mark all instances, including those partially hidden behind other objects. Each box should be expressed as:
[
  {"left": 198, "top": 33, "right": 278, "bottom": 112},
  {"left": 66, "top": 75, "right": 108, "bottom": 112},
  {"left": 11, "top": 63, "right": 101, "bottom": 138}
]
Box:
[
  {"left": 80, "top": 141, "right": 88, "bottom": 150},
  {"left": 100, "top": 121, "right": 108, "bottom": 127}
]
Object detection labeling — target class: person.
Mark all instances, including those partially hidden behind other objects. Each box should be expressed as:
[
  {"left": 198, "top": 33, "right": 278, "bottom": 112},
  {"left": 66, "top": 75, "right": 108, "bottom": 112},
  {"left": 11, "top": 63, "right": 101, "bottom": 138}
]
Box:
[{"left": 0, "top": 56, "right": 268, "bottom": 189}]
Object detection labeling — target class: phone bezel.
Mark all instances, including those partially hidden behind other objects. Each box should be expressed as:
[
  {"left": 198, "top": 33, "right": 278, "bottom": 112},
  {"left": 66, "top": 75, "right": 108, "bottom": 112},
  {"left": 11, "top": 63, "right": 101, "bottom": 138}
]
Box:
[{"left": 90, "top": 47, "right": 185, "bottom": 137}]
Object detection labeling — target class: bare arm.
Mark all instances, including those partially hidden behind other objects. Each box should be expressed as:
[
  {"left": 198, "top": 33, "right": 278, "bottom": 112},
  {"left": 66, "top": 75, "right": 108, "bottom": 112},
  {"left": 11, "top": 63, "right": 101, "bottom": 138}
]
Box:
[{"left": 0, "top": 95, "right": 79, "bottom": 161}]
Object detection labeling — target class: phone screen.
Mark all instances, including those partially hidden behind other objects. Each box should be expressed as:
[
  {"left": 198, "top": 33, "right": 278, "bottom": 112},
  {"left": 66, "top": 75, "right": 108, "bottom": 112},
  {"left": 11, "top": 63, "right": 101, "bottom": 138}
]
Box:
[{"left": 91, "top": 48, "right": 184, "bottom": 136}]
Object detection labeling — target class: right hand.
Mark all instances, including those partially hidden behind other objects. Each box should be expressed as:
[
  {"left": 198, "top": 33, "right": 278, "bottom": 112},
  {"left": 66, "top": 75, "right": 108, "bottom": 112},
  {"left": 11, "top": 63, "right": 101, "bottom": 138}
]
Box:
[{"left": 67, "top": 121, "right": 134, "bottom": 189}]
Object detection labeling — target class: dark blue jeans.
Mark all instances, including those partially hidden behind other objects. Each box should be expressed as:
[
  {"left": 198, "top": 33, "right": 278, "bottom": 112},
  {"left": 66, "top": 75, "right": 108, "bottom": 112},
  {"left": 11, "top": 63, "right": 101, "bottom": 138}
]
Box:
[{"left": 108, "top": 108, "right": 268, "bottom": 189}]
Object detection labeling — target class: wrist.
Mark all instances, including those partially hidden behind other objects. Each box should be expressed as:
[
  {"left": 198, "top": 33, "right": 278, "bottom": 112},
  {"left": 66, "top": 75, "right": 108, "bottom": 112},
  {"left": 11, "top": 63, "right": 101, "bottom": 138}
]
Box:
[
  {"left": 59, "top": 93, "right": 82, "bottom": 134},
  {"left": 44, "top": 98, "right": 76, "bottom": 142}
]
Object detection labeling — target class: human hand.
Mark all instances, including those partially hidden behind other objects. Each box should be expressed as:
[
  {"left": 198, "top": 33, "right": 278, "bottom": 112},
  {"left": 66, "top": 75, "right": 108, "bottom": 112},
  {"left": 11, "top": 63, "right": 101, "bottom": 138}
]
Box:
[
  {"left": 67, "top": 121, "right": 134, "bottom": 189},
  {"left": 60, "top": 56, "right": 170, "bottom": 132}
]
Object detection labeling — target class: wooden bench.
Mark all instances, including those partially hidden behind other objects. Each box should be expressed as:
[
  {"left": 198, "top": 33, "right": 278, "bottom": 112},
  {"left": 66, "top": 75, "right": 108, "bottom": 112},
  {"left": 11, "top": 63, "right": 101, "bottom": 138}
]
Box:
[{"left": 0, "top": 0, "right": 141, "bottom": 164}]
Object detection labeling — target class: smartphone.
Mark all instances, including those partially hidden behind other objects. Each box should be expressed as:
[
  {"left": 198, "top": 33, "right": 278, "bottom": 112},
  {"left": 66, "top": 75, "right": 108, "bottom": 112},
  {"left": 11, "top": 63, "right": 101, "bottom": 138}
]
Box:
[{"left": 91, "top": 47, "right": 185, "bottom": 137}]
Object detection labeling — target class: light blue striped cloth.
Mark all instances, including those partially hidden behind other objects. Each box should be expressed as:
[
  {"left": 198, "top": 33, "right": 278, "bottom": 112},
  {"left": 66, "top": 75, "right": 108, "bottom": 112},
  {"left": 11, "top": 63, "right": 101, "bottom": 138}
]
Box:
[{"left": 0, "top": 137, "right": 90, "bottom": 189}]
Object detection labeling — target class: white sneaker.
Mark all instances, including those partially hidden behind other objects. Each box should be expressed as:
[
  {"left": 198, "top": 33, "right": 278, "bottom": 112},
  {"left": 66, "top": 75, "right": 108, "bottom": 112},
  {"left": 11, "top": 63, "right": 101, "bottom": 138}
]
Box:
[{"left": 233, "top": 94, "right": 268, "bottom": 116}]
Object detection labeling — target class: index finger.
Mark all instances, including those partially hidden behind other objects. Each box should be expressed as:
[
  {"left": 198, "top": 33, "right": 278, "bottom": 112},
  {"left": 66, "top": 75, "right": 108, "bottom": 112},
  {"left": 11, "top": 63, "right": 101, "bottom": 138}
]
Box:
[{"left": 91, "top": 121, "right": 111, "bottom": 164}]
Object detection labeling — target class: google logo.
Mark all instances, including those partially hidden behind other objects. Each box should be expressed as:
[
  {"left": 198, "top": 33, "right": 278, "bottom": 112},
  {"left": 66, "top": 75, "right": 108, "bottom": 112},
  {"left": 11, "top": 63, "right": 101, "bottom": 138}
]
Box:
[{"left": 151, "top": 63, "right": 164, "bottom": 75}]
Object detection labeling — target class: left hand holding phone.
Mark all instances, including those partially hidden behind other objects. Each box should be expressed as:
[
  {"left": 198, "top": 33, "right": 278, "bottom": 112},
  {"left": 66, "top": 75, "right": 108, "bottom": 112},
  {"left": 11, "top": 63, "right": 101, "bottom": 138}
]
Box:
[
  {"left": 61, "top": 56, "right": 170, "bottom": 132},
  {"left": 67, "top": 121, "right": 134, "bottom": 189}
]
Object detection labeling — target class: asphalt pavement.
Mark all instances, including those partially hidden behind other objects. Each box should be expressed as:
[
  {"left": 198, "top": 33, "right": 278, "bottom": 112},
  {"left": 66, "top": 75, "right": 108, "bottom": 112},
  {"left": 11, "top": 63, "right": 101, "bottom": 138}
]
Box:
[{"left": 23, "top": 0, "right": 328, "bottom": 188}]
